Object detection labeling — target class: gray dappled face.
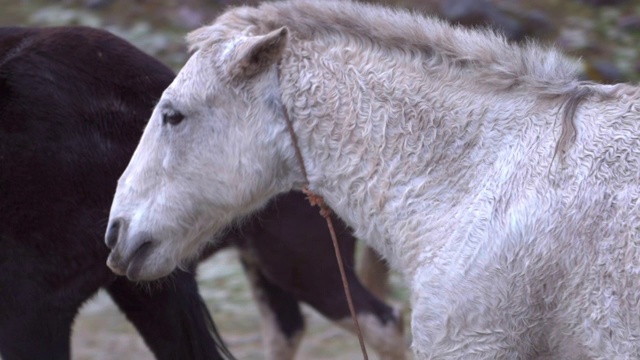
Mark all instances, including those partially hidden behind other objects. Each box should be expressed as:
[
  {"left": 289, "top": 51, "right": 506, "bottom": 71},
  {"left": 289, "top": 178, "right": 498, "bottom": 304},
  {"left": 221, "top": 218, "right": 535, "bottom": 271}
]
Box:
[{"left": 105, "top": 42, "right": 292, "bottom": 280}]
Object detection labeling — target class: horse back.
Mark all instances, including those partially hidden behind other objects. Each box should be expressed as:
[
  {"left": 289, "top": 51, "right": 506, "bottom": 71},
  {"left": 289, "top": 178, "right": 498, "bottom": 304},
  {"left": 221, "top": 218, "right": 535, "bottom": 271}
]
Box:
[
  {"left": 0, "top": 26, "right": 174, "bottom": 234},
  {"left": 0, "top": 25, "right": 174, "bottom": 316}
]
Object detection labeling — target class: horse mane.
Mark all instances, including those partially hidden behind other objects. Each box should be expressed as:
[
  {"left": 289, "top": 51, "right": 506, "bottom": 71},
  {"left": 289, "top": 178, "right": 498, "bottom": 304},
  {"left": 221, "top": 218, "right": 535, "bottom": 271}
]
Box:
[
  {"left": 189, "top": 0, "right": 591, "bottom": 156},
  {"left": 190, "top": 0, "right": 580, "bottom": 93}
]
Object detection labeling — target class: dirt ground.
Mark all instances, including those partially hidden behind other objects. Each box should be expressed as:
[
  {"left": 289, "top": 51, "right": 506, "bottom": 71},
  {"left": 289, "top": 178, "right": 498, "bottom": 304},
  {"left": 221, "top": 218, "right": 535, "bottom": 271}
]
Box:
[{"left": 71, "top": 248, "right": 414, "bottom": 360}]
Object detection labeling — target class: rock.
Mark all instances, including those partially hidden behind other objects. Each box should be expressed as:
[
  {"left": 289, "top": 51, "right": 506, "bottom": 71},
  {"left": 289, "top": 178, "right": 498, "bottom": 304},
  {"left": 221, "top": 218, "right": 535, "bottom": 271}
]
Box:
[
  {"left": 174, "top": 5, "right": 206, "bottom": 29},
  {"left": 579, "top": 0, "right": 628, "bottom": 6},
  {"left": 84, "top": 0, "right": 115, "bottom": 10},
  {"left": 618, "top": 15, "right": 640, "bottom": 31},
  {"left": 439, "top": 0, "right": 525, "bottom": 41},
  {"left": 557, "top": 28, "right": 591, "bottom": 51},
  {"left": 523, "top": 10, "right": 555, "bottom": 37},
  {"left": 582, "top": 60, "right": 627, "bottom": 83}
]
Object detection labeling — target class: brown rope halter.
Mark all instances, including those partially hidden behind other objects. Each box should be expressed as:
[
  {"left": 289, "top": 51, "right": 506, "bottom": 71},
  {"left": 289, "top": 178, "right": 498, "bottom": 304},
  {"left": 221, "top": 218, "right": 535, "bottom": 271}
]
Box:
[{"left": 279, "top": 67, "right": 369, "bottom": 360}]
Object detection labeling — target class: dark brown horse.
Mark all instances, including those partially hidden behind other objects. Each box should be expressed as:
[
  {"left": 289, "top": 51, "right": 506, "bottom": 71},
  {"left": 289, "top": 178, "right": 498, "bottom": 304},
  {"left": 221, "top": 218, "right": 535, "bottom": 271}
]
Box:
[
  {"left": 0, "top": 25, "right": 233, "bottom": 360},
  {"left": 0, "top": 25, "right": 404, "bottom": 360},
  {"left": 211, "top": 191, "right": 405, "bottom": 359}
]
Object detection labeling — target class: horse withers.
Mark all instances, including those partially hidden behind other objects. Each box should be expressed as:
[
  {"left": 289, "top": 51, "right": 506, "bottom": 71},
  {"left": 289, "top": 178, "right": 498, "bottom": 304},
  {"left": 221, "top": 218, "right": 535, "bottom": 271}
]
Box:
[{"left": 106, "top": 0, "right": 640, "bottom": 359}]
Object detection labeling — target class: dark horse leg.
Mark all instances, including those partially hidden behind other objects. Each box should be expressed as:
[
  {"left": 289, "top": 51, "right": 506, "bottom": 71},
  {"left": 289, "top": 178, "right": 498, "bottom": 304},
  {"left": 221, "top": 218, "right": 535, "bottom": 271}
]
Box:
[
  {"left": 0, "top": 265, "right": 235, "bottom": 360},
  {"left": 278, "top": 233, "right": 406, "bottom": 360},
  {"left": 232, "top": 191, "right": 406, "bottom": 360},
  {"left": 0, "top": 26, "right": 234, "bottom": 360},
  {"left": 0, "top": 309, "right": 76, "bottom": 360},
  {"left": 106, "top": 268, "right": 234, "bottom": 360},
  {"left": 0, "top": 255, "right": 234, "bottom": 360},
  {"left": 238, "top": 250, "right": 305, "bottom": 360},
  {"left": 358, "top": 245, "right": 392, "bottom": 300},
  {"left": 0, "top": 296, "right": 78, "bottom": 360},
  {"left": 0, "top": 243, "right": 106, "bottom": 360}
]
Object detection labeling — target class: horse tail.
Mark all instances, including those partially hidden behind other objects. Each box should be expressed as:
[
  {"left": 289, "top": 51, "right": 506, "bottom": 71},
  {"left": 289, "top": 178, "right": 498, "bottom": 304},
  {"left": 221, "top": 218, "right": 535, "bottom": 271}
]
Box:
[
  {"left": 167, "top": 267, "right": 236, "bottom": 360},
  {"left": 191, "top": 290, "right": 236, "bottom": 360},
  {"left": 107, "top": 269, "right": 236, "bottom": 360}
]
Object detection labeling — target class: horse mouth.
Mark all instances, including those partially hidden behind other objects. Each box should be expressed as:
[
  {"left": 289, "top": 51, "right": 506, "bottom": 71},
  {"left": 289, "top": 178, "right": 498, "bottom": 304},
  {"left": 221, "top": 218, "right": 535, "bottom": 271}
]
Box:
[
  {"left": 107, "top": 238, "right": 156, "bottom": 280},
  {"left": 125, "top": 241, "right": 155, "bottom": 280}
]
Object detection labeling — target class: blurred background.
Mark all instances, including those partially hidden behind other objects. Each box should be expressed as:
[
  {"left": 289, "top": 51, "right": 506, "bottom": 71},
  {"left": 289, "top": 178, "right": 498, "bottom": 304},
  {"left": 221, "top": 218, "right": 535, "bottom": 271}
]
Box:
[
  {"left": 3, "top": 0, "right": 640, "bottom": 80},
  {"left": 2, "top": 0, "right": 639, "bottom": 359}
]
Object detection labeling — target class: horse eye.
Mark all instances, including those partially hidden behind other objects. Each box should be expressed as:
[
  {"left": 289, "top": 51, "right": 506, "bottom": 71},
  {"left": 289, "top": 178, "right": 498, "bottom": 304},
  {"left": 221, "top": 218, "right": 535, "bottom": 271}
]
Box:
[{"left": 163, "top": 112, "right": 185, "bottom": 126}]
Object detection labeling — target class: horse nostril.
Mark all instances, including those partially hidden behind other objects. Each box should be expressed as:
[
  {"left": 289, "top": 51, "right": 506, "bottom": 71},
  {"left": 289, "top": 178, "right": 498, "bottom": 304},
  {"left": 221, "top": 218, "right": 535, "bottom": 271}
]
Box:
[{"left": 105, "top": 219, "right": 122, "bottom": 250}]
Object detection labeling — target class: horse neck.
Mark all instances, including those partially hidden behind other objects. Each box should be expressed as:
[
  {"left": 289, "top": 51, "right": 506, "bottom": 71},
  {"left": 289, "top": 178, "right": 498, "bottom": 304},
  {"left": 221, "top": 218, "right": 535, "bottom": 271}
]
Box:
[{"left": 278, "top": 43, "right": 574, "bottom": 278}]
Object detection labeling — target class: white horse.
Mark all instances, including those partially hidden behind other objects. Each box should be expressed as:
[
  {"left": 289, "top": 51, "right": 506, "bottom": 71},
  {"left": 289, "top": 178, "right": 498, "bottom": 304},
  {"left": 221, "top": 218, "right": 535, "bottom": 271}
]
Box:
[{"left": 105, "top": 0, "right": 640, "bottom": 358}]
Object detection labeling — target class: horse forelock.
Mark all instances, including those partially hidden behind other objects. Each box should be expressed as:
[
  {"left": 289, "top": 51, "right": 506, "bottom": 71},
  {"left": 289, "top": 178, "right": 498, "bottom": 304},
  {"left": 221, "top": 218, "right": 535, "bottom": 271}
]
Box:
[{"left": 186, "top": 5, "right": 261, "bottom": 55}]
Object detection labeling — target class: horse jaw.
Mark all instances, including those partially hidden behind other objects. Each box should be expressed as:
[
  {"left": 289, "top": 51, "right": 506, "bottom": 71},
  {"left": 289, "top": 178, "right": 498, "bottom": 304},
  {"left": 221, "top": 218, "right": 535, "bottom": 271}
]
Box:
[{"left": 104, "top": 41, "right": 297, "bottom": 280}]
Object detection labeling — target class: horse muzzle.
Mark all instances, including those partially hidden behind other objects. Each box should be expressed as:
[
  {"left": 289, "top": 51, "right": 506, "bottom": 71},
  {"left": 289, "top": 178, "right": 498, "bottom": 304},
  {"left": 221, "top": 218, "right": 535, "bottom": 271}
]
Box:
[{"left": 105, "top": 218, "right": 158, "bottom": 280}]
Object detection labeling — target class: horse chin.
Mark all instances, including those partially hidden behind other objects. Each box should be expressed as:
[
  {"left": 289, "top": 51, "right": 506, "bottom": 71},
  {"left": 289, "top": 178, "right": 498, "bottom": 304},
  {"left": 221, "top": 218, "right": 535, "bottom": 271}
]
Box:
[
  {"left": 126, "top": 260, "right": 175, "bottom": 282},
  {"left": 125, "top": 245, "right": 176, "bottom": 281},
  {"left": 107, "top": 237, "right": 177, "bottom": 281}
]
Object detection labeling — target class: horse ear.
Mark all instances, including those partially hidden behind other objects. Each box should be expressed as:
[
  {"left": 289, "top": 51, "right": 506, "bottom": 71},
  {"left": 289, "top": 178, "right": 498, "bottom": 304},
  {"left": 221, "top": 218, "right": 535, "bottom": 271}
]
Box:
[{"left": 229, "top": 27, "right": 288, "bottom": 78}]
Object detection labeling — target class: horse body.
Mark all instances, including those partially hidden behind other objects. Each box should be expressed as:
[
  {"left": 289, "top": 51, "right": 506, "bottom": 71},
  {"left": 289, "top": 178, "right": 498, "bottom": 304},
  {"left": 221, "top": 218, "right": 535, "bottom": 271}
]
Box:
[
  {"left": 106, "top": 0, "right": 640, "bottom": 358},
  {"left": 220, "top": 192, "right": 405, "bottom": 360},
  {"left": 0, "top": 26, "right": 234, "bottom": 360},
  {"left": 2, "top": 25, "right": 404, "bottom": 360}
]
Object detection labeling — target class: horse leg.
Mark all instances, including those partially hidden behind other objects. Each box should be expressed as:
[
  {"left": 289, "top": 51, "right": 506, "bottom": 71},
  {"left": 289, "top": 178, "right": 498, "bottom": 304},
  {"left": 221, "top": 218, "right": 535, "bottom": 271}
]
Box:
[
  {"left": 0, "top": 305, "right": 75, "bottom": 360},
  {"left": 315, "top": 273, "right": 407, "bottom": 360},
  {"left": 238, "top": 250, "right": 305, "bottom": 360},
  {"left": 0, "top": 251, "right": 106, "bottom": 360},
  {"left": 358, "top": 245, "right": 391, "bottom": 300},
  {"left": 288, "top": 233, "right": 406, "bottom": 359},
  {"left": 105, "top": 268, "right": 233, "bottom": 360},
  {"left": 233, "top": 192, "right": 405, "bottom": 358}
]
